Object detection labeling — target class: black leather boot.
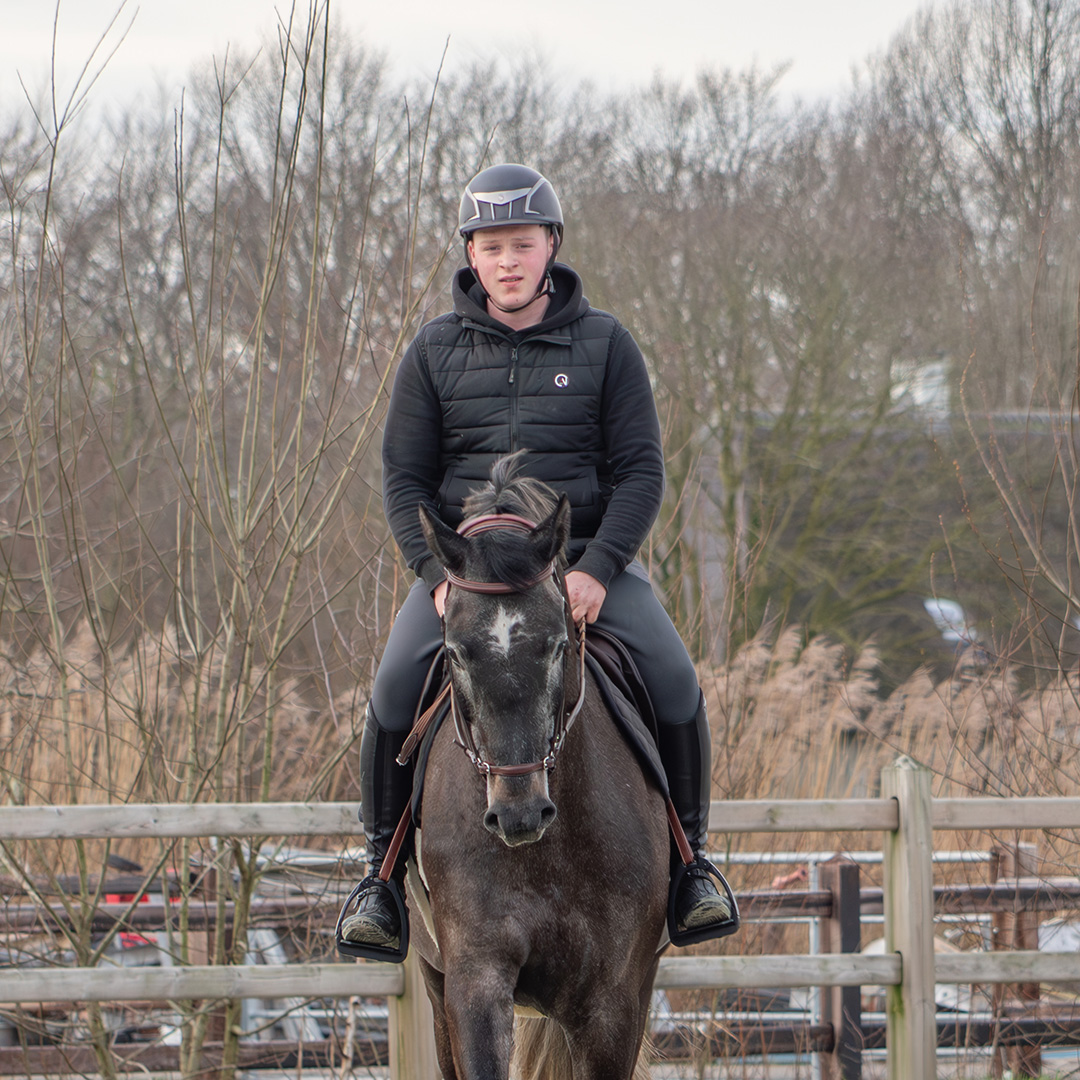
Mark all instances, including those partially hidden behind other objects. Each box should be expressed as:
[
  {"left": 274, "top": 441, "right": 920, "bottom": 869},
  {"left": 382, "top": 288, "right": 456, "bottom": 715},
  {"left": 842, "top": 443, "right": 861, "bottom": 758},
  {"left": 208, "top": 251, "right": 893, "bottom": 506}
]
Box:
[
  {"left": 658, "top": 693, "right": 740, "bottom": 944},
  {"left": 337, "top": 714, "right": 413, "bottom": 959}
]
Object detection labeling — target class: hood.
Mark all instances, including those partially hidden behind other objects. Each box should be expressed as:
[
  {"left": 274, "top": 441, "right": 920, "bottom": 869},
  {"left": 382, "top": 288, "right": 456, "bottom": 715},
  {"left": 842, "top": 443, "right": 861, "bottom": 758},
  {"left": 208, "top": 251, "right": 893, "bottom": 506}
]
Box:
[{"left": 452, "top": 262, "right": 588, "bottom": 333}]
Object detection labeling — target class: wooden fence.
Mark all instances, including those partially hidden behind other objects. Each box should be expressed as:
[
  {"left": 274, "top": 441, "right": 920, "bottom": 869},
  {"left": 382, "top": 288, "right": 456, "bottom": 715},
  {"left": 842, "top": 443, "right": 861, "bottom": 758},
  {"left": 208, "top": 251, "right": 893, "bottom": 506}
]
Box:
[{"left": 1, "top": 755, "right": 1079, "bottom": 1079}]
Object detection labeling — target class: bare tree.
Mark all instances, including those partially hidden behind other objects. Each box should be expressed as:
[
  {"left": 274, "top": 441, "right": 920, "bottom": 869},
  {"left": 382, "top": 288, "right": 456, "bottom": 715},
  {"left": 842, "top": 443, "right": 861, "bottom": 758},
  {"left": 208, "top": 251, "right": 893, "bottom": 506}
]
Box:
[
  {"left": 876, "top": 0, "right": 1080, "bottom": 409},
  {"left": 0, "top": 6, "right": 455, "bottom": 1074}
]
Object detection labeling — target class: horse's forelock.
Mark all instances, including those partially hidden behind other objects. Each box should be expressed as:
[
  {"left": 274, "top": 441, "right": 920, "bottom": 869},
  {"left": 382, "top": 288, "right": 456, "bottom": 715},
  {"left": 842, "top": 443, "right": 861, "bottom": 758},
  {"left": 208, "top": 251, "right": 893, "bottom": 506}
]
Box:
[
  {"left": 475, "top": 533, "right": 553, "bottom": 593},
  {"left": 460, "top": 455, "right": 562, "bottom": 592},
  {"left": 462, "top": 454, "right": 557, "bottom": 523}
]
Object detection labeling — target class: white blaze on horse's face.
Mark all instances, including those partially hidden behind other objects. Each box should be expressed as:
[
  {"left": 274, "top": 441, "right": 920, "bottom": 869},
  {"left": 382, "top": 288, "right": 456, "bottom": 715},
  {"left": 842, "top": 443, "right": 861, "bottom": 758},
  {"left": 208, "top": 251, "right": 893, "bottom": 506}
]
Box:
[{"left": 486, "top": 605, "right": 524, "bottom": 659}]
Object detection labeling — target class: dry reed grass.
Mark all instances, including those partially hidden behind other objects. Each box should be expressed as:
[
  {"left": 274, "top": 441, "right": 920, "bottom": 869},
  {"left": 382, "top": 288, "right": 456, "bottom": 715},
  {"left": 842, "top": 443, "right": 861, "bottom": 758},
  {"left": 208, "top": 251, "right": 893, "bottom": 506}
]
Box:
[
  {"left": 0, "top": 621, "right": 367, "bottom": 882},
  {"left": 697, "top": 622, "right": 1080, "bottom": 981},
  {"left": 707, "top": 623, "right": 1080, "bottom": 807},
  {"left": 4, "top": 616, "right": 1076, "bottom": 888},
  {"left": 0, "top": 623, "right": 366, "bottom": 808}
]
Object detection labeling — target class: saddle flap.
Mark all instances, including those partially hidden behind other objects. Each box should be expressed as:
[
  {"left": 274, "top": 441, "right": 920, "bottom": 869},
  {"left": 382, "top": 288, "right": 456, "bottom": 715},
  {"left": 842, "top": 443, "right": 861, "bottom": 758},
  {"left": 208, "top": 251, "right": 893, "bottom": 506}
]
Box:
[
  {"left": 583, "top": 628, "right": 669, "bottom": 800},
  {"left": 583, "top": 627, "right": 659, "bottom": 741}
]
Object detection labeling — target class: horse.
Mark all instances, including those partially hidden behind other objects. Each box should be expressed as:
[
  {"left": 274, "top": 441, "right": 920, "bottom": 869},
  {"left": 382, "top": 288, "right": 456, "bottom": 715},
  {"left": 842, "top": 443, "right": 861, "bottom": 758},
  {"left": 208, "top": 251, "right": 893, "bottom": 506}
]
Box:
[{"left": 407, "top": 456, "right": 670, "bottom": 1080}]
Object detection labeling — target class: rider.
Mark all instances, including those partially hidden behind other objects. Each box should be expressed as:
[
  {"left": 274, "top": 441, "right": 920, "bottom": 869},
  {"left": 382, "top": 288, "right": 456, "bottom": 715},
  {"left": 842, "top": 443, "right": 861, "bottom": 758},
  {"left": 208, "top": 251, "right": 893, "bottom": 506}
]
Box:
[{"left": 341, "top": 163, "right": 736, "bottom": 955}]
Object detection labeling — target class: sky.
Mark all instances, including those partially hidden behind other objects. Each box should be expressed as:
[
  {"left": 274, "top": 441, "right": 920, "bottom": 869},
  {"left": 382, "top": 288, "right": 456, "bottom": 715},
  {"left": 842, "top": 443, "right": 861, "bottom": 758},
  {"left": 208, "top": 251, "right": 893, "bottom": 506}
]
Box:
[{"left": 0, "top": 0, "right": 934, "bottom": 117}]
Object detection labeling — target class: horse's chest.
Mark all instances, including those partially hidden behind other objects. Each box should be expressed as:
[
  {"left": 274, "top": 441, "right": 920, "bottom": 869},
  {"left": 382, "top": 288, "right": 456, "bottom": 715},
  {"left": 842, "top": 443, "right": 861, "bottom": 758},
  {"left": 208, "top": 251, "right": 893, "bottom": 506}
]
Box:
[{"left": 411, "top": 821, "right": 582, "bottom": 948}]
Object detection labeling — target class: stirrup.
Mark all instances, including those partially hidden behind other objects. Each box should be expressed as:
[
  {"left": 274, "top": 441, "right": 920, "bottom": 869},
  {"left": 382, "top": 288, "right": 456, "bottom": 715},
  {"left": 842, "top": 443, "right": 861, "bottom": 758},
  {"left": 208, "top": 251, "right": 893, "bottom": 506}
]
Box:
[
  {"left": 667, "top": 857, "right": 741, "bottom": 947},
  {"left": 335, "top": 874, "right": 409, "bottom": 963}
]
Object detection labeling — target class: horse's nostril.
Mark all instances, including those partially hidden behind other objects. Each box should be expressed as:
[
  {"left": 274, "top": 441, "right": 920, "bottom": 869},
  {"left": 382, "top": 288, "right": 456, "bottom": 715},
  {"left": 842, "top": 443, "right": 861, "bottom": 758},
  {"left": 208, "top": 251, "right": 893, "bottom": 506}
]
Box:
[{"left": 484, "top": 796, "right": 557, "bottom": 845}]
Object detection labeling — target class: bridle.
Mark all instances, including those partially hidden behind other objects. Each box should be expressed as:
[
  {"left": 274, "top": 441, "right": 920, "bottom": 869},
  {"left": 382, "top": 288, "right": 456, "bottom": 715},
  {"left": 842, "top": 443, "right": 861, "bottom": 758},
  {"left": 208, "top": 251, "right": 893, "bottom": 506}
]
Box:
[
  {"left": 445, "top": 512, "right": 587, "bottom": 778},
  {"left": 443, "top": 514, "right": 556, "bottom": 594}
]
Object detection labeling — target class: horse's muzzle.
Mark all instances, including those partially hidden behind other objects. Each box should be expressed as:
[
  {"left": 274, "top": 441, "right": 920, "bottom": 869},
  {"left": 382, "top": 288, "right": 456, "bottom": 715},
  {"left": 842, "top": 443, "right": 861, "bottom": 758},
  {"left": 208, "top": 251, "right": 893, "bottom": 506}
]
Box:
[{"left": 483, "top": 773, "right": 557, "bottom": 846}]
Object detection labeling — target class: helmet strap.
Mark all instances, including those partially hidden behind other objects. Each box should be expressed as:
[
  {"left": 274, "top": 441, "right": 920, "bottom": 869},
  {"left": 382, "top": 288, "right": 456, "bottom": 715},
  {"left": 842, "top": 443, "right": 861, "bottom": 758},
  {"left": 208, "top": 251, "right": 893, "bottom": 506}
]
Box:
[{"left": 485, "top": 271, "right": 555, "bottom": 316}]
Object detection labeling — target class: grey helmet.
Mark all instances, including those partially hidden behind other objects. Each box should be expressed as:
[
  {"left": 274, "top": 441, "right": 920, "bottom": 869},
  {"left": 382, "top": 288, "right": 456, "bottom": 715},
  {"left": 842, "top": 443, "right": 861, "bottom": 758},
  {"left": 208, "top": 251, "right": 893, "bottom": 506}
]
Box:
[
  {"left": 458, "top": 163, "right": 563, "bottom": 262},
  {"left": 458, "top": 164, "right": 563, "bottom": 313}
]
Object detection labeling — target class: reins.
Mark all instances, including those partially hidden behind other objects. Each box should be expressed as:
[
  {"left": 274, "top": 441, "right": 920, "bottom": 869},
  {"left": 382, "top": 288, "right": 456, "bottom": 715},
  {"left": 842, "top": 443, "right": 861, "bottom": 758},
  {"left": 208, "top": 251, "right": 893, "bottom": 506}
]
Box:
[{"left": 444, "top": 511, "right": 587, "bottom": 778}]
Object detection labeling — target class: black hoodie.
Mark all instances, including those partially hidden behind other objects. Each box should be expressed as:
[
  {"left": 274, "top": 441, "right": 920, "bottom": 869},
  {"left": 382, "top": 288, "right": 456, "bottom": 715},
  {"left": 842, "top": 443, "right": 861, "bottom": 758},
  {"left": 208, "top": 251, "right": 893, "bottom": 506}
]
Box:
[{"left": 381, "top": 263, "right": 665, "bottom": 592}]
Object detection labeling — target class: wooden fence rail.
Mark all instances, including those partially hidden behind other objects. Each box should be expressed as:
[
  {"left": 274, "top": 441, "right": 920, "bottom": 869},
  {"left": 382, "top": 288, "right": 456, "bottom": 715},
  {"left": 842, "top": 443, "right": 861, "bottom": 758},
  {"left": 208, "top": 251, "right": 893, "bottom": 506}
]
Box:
[
  {"left": 1, "top": 757, "right": 1079, "bottom": 1079},
  {"left": 10, "top": 876, "right": 1077, "bottom": 932}
]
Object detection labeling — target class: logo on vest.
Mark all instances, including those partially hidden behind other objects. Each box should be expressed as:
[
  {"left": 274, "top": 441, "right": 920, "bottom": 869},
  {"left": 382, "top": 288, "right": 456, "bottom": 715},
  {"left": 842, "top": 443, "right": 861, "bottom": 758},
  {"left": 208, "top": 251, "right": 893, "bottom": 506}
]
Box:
[{"left": 554, "top": 373, "right": 569, "bottom": 388}]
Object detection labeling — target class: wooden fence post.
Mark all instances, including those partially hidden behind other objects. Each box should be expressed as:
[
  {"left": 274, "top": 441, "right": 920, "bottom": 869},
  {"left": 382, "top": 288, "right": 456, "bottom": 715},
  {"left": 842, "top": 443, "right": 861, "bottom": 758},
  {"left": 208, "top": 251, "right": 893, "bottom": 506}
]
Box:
[
  {"left": 389, "top": 951, "right": 439, "bottom": 1080},
  {"left": 994, "top": 840, "right": 1041, "bottom": 1079},
  {"left": 819, "top": 857, "right": 863, "bottom": 1080},
  {"left": 881, "top": 756, "right": 936, "bottom": 1080}
]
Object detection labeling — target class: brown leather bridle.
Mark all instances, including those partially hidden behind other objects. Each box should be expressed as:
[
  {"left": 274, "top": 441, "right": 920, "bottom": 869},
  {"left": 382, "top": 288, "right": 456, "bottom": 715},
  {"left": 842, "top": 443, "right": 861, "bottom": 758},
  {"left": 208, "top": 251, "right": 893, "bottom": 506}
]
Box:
[{"left": 444, "top": 512, "right": 587, "bottom": 778}]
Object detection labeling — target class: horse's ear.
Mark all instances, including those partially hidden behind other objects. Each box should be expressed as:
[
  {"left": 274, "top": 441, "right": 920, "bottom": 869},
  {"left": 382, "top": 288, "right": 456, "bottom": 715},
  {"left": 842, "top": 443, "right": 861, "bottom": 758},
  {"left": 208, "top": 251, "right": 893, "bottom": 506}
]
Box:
[
  {"left": 531, "top": 494, "right": 571, "bottom": 565},
  {"left": 419, "top": 504, "right": 469, "bottom": 574}
]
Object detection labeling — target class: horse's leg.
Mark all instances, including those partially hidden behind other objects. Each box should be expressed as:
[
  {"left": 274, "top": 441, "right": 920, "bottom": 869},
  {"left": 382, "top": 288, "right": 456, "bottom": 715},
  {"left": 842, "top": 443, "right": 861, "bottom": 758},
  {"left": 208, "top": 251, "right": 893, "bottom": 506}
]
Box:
[
  {"left": 564, "top": 1021, "right": 646, "bottom": 1080},
  {"left": 418, "top": 958, "right": 459, "bottom": 1080},
  {"left": 561, "top": 974, "right": 659, "bottom": 1080},
  {"left": 442, "top": 962, "right": 516, "bottom": 1080}
]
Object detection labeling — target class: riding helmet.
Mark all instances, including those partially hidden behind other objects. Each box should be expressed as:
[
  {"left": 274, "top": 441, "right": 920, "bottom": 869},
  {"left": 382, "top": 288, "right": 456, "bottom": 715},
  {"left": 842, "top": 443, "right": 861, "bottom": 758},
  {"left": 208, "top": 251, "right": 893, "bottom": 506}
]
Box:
[{"left": 458, "top": 163, "right": 564, "bottom": 262}]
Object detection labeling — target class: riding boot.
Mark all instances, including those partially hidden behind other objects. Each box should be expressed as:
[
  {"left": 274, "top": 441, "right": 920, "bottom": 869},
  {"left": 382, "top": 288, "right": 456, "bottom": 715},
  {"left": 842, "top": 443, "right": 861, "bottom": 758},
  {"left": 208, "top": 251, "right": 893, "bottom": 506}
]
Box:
[
  {"left": 657, "top": 692, "right": 739, "bottom": 942},
  {"left": 340, "top": 713, "right": 413, "bottom": 951}
]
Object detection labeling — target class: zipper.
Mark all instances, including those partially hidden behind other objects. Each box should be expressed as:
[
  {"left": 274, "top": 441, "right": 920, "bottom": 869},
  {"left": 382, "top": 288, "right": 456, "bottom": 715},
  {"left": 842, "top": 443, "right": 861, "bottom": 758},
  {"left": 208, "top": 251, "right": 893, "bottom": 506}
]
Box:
[
  {"left": 509, "top": 345, "right": 520, "bottom": 449},
  {"left": 462, "top": 320, "right": 570, "bottom": 451}
]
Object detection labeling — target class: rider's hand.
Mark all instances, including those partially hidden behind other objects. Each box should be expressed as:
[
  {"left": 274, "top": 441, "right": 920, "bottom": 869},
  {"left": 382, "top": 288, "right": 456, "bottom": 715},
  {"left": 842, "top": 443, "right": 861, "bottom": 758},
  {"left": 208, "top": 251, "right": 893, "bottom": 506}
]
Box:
[
  {"left": 434, "top": 579, "right": 449, "bottom": 617},
  {"left": 565, "top": 570, "right": 607, "bottom": 625}
]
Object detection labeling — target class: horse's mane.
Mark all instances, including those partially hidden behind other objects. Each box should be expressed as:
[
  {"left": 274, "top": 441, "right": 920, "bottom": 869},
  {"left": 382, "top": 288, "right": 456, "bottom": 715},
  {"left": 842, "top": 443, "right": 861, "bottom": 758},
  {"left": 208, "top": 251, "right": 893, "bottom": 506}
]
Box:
[{"left": 460, "top": 452, "right": 565, "bottom": 591}]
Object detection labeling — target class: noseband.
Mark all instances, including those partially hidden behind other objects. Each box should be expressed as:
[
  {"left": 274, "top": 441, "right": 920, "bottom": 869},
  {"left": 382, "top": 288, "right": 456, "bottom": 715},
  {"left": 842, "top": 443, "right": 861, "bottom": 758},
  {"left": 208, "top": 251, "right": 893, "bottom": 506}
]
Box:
[{"left": 446, "top": 512, "right": 587, "bottom": 778}]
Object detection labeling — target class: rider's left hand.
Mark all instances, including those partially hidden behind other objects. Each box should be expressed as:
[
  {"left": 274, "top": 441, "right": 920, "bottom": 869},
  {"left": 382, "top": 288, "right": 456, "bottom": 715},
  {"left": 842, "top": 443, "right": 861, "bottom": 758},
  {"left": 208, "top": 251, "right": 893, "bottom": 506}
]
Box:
[{"left": 565, "top": 571, "right": 607, "bottom": 624}]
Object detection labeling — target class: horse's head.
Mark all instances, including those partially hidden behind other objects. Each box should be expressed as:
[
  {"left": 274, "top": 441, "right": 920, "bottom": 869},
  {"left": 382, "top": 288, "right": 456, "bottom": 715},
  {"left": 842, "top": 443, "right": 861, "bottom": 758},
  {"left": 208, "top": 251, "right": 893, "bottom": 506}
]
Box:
[{"left": 419, "top": 460, "right": 574, "bottom": 848}]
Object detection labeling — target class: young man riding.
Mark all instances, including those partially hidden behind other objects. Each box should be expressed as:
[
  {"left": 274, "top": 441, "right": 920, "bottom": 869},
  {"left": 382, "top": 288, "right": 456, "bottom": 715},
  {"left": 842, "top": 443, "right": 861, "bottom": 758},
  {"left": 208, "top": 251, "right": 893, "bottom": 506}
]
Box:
[{"left": 341, "top": 163, "right": 736, "bottom": 955}]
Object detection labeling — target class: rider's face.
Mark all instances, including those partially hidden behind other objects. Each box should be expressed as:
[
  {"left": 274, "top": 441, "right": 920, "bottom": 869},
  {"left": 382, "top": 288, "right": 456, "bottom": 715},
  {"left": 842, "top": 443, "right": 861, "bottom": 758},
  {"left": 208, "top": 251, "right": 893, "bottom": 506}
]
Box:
[{"left": 467, "top": 224, "right": 554, "bottom": 313}]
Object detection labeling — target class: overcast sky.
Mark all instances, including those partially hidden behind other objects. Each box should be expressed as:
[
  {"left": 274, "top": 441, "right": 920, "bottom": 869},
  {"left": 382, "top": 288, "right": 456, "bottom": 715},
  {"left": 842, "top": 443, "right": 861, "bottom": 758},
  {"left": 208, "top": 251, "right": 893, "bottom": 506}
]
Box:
[{"left": 1, "top": 0, "right": 932, "bottom": 115}]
